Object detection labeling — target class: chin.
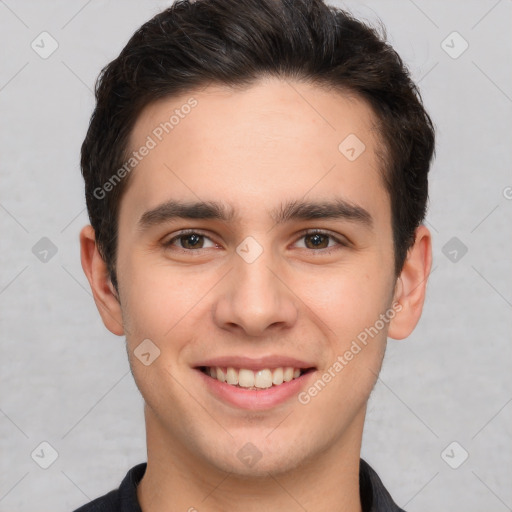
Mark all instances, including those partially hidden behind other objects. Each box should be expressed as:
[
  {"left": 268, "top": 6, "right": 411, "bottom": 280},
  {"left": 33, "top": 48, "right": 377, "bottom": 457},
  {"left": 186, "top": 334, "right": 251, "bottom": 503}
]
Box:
[{"left": 199, "top": 434, "right": 312, "bottom": 478}]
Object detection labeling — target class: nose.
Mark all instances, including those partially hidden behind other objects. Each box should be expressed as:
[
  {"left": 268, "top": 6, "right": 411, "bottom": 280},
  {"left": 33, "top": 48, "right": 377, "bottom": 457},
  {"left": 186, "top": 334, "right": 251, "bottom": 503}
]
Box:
[{"left": 212, "top": 249, "right": 299, "bottom": 337}]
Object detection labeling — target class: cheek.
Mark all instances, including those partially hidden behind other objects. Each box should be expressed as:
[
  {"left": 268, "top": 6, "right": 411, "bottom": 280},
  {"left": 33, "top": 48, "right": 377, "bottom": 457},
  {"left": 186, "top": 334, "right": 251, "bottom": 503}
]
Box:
[
  {"left": 118, "top": 253, "right": 198, "bottom": 341},
  {"left": 118, "top": 260, "right": 199, "bottom": 405},
  {"left": 120, "top": 254, "right": 222, "bottom": 350},
  {"left": 300, "top": 268, "right": 391, "bottom": 414},
  {"left": 296, "top": 263, "right": 391, "bottom": 339}
]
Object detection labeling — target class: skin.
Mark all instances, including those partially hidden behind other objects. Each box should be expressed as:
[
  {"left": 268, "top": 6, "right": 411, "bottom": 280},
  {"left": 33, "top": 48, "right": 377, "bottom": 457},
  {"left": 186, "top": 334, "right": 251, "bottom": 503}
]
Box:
[{"left": 80, "top": 77, "right": 432, "bottom": 512}]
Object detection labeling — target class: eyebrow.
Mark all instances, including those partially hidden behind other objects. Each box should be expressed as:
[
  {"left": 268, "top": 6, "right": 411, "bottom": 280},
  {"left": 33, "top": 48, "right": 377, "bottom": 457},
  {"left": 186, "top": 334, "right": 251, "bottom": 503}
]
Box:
[{"left": 137, "top": 198, "right": 373, "bottom": 231}]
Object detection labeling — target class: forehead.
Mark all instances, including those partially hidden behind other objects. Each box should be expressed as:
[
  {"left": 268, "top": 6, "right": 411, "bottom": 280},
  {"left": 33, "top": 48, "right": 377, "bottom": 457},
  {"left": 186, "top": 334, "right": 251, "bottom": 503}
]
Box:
[{"left": 121, "top": 77, "right": 388, "bottom": 227}]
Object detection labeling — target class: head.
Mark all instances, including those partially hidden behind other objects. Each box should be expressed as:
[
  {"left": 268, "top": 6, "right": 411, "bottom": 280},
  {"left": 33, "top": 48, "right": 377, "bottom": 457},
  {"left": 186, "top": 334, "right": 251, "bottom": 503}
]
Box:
[{"left": 80, "top": 0, "right": 434, "bottom": 479}]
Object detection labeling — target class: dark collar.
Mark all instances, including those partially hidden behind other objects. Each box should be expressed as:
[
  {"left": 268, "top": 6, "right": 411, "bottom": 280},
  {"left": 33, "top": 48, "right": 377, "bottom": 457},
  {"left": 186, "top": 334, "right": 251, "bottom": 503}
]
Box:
[
  {"left": 359, "top": 459, "right": 406, "bottom": 512},
  {"left": 74, "top": 459, "right": 405, "bottom": 512}
]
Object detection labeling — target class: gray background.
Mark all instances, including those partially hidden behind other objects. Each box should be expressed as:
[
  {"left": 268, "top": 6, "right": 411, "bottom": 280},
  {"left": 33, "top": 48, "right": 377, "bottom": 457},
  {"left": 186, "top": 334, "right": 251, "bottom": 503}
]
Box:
[{"left": 0, "top": 0, "right": 511, "bottom": 510}]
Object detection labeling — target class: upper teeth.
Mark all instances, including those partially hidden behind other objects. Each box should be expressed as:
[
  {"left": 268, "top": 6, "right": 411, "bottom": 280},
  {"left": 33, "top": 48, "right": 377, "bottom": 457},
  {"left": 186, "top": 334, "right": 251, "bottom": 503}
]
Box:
[{"left": 206, "top": 366, "right": 302, "bottom": 389}]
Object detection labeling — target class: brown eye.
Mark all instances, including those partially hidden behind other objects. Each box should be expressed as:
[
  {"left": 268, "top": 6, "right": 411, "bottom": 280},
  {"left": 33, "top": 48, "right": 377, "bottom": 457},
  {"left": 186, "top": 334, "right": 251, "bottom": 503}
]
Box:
[
  {"left": 177, "top": 233, "right": 204, "bottom": 249},
  {"left": 165, "top": 230, "right": 216, "bottom": 251},
  {"left": 295, "top": 229, "right": 348, "bottom": 253},
  {"left": 303, "top": 232, "right": 330, "bottom": 249}
]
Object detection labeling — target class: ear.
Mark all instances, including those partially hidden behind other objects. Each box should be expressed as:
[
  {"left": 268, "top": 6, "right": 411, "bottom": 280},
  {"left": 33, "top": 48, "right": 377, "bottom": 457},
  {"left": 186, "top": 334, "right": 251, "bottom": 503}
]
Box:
[
  {"left": 79, "top": 224, "right": 125, "bottom": 336},
  {"left": 388, "top": 224, "right": 432, "bottom": 340}
]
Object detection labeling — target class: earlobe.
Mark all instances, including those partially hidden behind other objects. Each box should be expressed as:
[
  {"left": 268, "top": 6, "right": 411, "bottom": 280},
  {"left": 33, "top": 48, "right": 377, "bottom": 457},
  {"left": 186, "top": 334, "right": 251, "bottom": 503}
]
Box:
[
  {"left": 79, "top": 225, "right": 125, "bottom": 336},
  {"left": 388, "top": 225, "right": 432, "bottom": 340}
]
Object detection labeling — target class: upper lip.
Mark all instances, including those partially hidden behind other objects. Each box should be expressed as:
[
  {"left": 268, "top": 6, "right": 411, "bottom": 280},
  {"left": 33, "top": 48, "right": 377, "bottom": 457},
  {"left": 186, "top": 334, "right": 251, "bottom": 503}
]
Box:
[{"left": 194, "top": 355, "right": 316, "bottom": 371}]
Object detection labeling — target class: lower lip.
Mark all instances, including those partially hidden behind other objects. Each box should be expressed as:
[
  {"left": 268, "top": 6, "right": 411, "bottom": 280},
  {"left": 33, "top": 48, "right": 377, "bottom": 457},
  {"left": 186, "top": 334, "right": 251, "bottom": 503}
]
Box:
[{"left": 195, "top": 369, "right": 315, "bottom": 411}]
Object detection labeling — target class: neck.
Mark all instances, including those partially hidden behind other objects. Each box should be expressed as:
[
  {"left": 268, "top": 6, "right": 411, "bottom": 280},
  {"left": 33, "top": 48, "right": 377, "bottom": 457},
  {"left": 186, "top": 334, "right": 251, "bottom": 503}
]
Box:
[{"left": 137, "top": 405, "right": 365, "bottom": 512}]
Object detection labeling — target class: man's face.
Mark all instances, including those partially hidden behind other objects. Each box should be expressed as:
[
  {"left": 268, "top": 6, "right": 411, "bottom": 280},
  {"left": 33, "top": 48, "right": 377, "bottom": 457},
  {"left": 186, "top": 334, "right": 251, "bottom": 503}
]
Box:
[{"left": 114, "top": 78, "right": 399, "bottom": 475}]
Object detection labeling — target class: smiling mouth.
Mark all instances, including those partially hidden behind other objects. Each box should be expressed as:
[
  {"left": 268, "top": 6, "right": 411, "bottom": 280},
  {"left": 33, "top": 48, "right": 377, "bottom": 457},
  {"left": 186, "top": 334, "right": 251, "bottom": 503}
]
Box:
[{"left": 197, "top": 366, "right": 316, "bottom": 390}]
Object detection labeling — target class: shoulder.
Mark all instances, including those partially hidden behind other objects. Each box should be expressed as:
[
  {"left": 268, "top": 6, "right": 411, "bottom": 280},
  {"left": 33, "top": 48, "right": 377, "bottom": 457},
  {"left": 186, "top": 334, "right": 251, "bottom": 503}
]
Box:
[
  {"left": 360, "top": 459, "right": 406, "bottom": 512},
  {"left": 72, "top": 489, "right": 119, "bottom": 512},
  {"left": 71, "top": 463, "right": 147, "bottom": 512}
]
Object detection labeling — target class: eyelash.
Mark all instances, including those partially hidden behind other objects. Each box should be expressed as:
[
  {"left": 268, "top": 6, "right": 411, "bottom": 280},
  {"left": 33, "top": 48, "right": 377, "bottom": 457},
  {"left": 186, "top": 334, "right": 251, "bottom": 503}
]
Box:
[{"left": 163, "top": 229, "right": 348, "bottom": 255}]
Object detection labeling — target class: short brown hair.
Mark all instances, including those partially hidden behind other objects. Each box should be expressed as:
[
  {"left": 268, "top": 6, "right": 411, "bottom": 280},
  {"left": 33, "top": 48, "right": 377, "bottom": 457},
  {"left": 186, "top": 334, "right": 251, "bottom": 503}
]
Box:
[{"left": 81, "top": 0, "right": 435, "bottom": 292}]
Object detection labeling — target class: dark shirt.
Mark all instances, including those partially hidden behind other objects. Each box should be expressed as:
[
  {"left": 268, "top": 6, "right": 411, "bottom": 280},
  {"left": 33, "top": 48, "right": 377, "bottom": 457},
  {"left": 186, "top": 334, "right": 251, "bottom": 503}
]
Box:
[{"left": 73, "top": 459, "right": 405, "bottom": 512}]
